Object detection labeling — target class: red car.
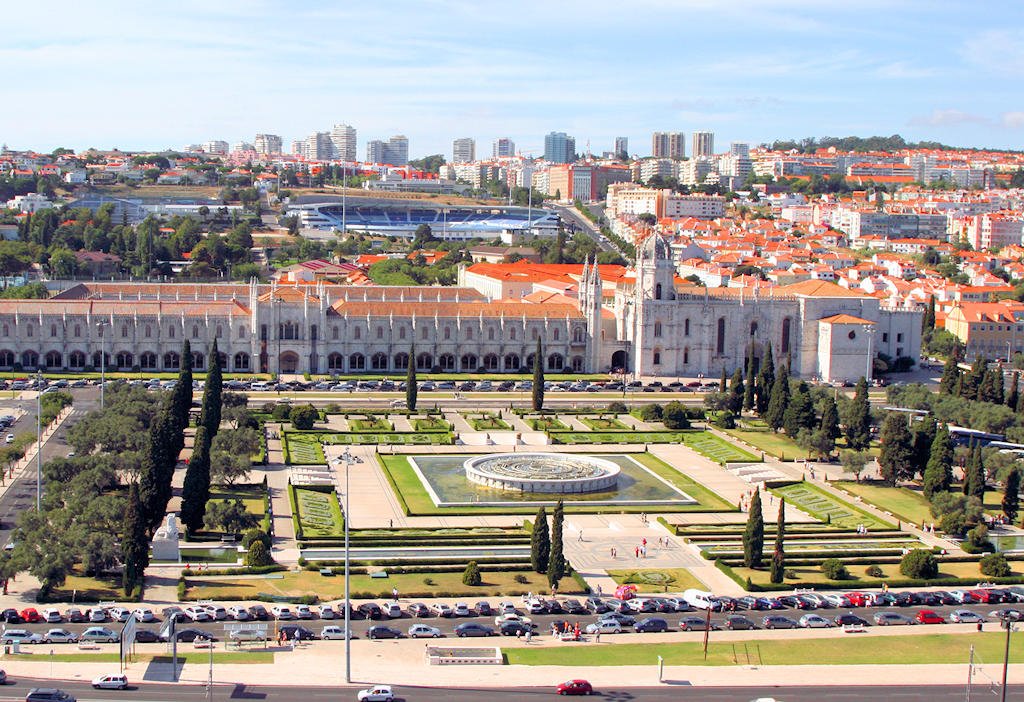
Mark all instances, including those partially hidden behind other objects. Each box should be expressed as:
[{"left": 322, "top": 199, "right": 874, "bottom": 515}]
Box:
[
  {"left": 845, "top": 593, "right": 870, "bottom": 607},
  {"left": 20, "top": 608, "right": 41, "bottom": 623},
  {"left": 556, "top": 680, "right": 594, "bottom": 696},
  {"left": 969, "top": 589, "right": 999, "bottom": 604},
  {"left": 916, "top": 610, "right": 945, "bottom": 624}
]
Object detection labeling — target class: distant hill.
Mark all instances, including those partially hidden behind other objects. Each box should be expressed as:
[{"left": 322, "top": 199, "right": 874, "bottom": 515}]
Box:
[{"left": 766, "top": 134, "right": 1020, "bottom": 155}]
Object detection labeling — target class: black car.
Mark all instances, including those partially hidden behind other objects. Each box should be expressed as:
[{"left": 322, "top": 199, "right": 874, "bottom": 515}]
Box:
[
  {"left": 763, "top": 615, "right": 799, "bottom": 629},
  {"left": 737, "top": 597, "right": 761, "bottom": 610},
  {"left": 280, "top": 625, "right": 316, "bottom": 641},
  {"left": 134, "top": 629, "right": 161, "bottom": 643},
  {"left": 563, "top": 599, "right": 586, "bottom": 615},
  {"left": 454, "top": 623, "right": 494, "bottom": 637},
  {"left": 66, "top": 610, "right": 88, "bottom": 623},
  {"left": 892, "top": 592, "right": 919, "bottom": 607},
  {"left": 545, "top": 600, "right": 564, "bottom": 614},
  {"left": 585, "top": 597, "right": 610, "bottom": 614},
  {"left": 600, "top": 613, "right": 636, "bottom": 627},
  {"left": 679, "top": 616, "right": 717, "bottom": 631},
  {"left": 916, "top": 592, "right": 941, "bottom": 607},
  {"left": 0, "top": 609, "right": 21, "bottom": 624},
  {"left": 366, "top": 626, "right": 402, "bottom": 640},
  {"left": 358, "top": 603, "right": 383, "bottom": 620},
  {"left": 725, "top": 615, "right": 757, "bottom": 630},
  {"left": 834, "top": 613, "right": 869, "bottom": 627},
  {"left": 248, "top": 605, "right": 270, "bottom": 621},
  {"left": 777, "top": 596, "right": 810, "bottom": 610},
  {"left": 931, "top": 591, "right": 956, "bottom": 606},
  {"left": 172, "top": 628, "right": 215, "bottom": 642},
  {"left": 499, "top": 621, "right": 531, "bottom": 636},
  {"left": 634, "top": 617, "right": 669, "bottom": 633}
]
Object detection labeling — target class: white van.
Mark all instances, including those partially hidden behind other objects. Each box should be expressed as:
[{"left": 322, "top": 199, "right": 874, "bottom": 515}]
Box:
[
  {"left": 683, "top": 589, "right": 715, "bottom": 611},
  {"left": 250, "top": 382, "right": 270, "bottom": 391}
]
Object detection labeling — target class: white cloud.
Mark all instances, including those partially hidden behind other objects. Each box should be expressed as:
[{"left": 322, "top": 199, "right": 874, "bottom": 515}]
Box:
[
  {"left": 908, "top": 109, "right": 988, "bottom": 127},
  {"left": 960, "top": 29, "right": 1024, "bottom": 74},
  {"left": 875, "top": 61, "right": 939, "bottom": 79},
  {"left": 1001, "top": 112, "right": 1024, "bottom": 129}
]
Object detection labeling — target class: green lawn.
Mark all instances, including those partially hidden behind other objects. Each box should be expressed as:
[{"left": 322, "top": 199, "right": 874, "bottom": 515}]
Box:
[
  {"left": 835, "top": 481, "right": 934, "bottom": 526},
  {"left": 771, "top": 482, "right": 893, "bottom": 529},
  {"left": 550, "top": 431, "right": 685, "bottom": 444},
  {"left": 348, "top": 417, "right": 393, "bottom": 431},
  {"left": 606, "top": 568, "right": 707, "bottom": 593},
  {"left": 412, "top": 417, "right": 449, "bottom": 431},
  {"left": 470, "top": 416, "right": 512, "bottom": 431},
  {"left": 505, "top": 633, "right": 1024, "bottom": 666},
  {"left": 43, "top": 570, "right": 126, "bottom": 602},
  {"left": 184, "top": 569, "right": 577, "bottom": 600},
  {"left": 682, "top": 431, "right": 759, "bottom": 464},
  {"left": 283, "top": 433, "right": 326, "bottom": 464},
  {"left": 722, "top": 426, "right": 804, "bottom": 460},
  {"left": 733, "top": 559, "right": 1023, "bottom": 589},
  {"left": 322, "top": 432, "right": 453, "bottom": 445},
  {"left": 291, "top": 486, "right": 345, "bottom": 538},
  {"left": 526, "top": 416, "right": 570, "bottom": 431},
  {"left": 580, "top": 416, "right": 629, "bottom": 431}
]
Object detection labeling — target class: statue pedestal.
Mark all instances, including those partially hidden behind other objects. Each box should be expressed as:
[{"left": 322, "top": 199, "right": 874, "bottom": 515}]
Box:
[{"left": 152, "top": 514, "right": 180, "bottom": 561}]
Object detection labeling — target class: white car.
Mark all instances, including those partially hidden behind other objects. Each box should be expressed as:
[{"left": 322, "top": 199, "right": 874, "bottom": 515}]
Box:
[
  {"left": 453, "top": 602, "right": 471, "bottom": 617},
  {"left": 184, "top": 606, "right": 212, "bottom": 622},
  {"left": 321, "top": 625, "right": 354, "bottom": 640},
  {"left": 799, "top": 614, "right": 832, "bottom": 628},
  {"left": 228, "top": 629, "right": 267, "bottom": 642},
  {"left": 357, "top": 685, "right": 394, "bottom": 702},
  {"left": 498, "top": 601, "right": 517, "bottom": 614},
  {"left": 431, "top": 603, "right": 453, "bottom": 617},
  {"left": 108, "top": 607, "right": 131, "bottom": 623},
  {"left": 317, "top": 605, "right": 336, "bottom": 620},
  {"left": 227, "top": 606, "right": 250, "bottom": 621},
  {"left": 87, "top": 608, "right": 107, "bottom": 622},
  {"left": 43, "top": 628, "right": 77, "bottom": 644},
  {"left": 494, "top": 613, "right": 532, "bottom": 627},
  {"left": 821, "top": 593, "right": 850, "bottom": 608},
  {"left": 383, "top": 603, "right": 402, "bottom": 619},
  {"left": 295, "top": 604, "right": 314, "bottom": 620},
  {"left": 0, "top": 629, "right": 42, "bottom": 644},
  {"left": 407, "top": 623, "right": 442, "bottom": 638},
  {"left": 92, "top": 674, "right": 128, "bottom": 690},
  {"left": 132, "top": 608, "right": 156, "bottom": 623},
  {"left": 585, "top": 620, "right": 622, "bottom": 634},
  {"left": 271, "top": 605, "right": 293, "bottom": 620},
  {"left": 204, "top": 605, "right": 228, "bottom": 621},
  {"left": 42, "top": 608, "right": 63, "bottom": 623}
]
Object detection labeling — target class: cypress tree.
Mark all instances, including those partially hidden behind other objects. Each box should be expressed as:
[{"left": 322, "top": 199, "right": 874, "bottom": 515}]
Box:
[
  {"left": 406, "top": 345, "right": 417, "bottom": 411},
  {"left": 819, "top": 396, "right": 841, "bottom": 440},
  {"left": 532, "top": 338, "right": 545, "bottom": 411},
  {"left": 770, "top": 497, "right": 785, "bottom": 584},
  {"left": 938, "top": 360, "right": 960, "bottom": 395},
  {"left": 755, "top": 343, "right": 775, "bottom": 415},
  {"left": 1003, "top": 468, "right": 1020, "bottom": 523},
  {"left": 963, "top": 356, "right": 987, "bottom": 400},
  {"left": 199, "top": 339, "right": 222, "bottom": 439},
  {"left": 978, "top": 367, "right": 1001, "bottom": 404},
  {"left": 743, "top": 346, "right": 757, "bottom": 412},
  {"left": 719, "top": 366, "right": 727, "bottom": 392},
  {"left": 844, "top": 377, "right": 872, "bottom": 451},
  {"left": 783, "top": 381, "right": 816, "bottom": 436},
  {"left": 922, "top": 423, "right": 953, "bottom": 500},
  {"left": 728, "top": 368, "right": 744, "bottom": 414},
  {"left": 180, "top": 425, "right": 212, "bottom": 535},
  {"left": 764, "top": 363, "right": 790, "bottom": 433},
  {"left": 911, "top": 416, "right": 937, "bottom": 474},
  {"left": 121, "top": 483, "right": 149, "bottom": 596},
  {"left": 530, "top": 506, "right": 550, "bottom": 574},
  {"left": 878, "top": 412, "right": 914, "bottom": 486},
  {"left": 922, "top": 297, "right": 936, "bottom": 332},
  {"left": 742, "top": 490, "right": 764, "bottom": 568},
  {"left": 547, "top": 499, "right": 565, "bottom": 587},
  {"left": 963, "top": 441, "right": 977, "bottom": 496},
  {"left": 167, "top": 339, "right": 194, "bottom": 462},
  {"left": 966, "top": 444, "right": 986, "bottom": 501},
  {"left": 994, "top": 365, "right": 1005, "bottom": 406},
  {"left": 1008, "top": 371, "right": 1020, "bottom": 412}
]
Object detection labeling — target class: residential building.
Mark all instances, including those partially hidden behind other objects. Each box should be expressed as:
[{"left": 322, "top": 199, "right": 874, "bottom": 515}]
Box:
[
  {"left": 452, "top": 137, "right": 475, "bottom": 164},
  {"left": 5, "top": 193, "right": 53, "bottom": 213},
  {"left": 202, "top": 141, "right": 229, "bottom": 155},
  {"left": 614, "top": 137, "right": 628, "bottom": 158},
  {"left": 493, "top": 138, "right": 515, "bottom": 158},
  {"left": 544, "top": 132, "right": 575, "bottom": 164},
  {"left": 651, "top": 132, "right": 685, "bottom": 159},
  {"left": 305, "top": 132, "right": 334, "bottom": 161},
  {"left": 964, "top": 213, "right": 1024, "bottom": 251},
  {"left": 254, "top": 134, "right": 282, "bottom": 155},
  {"left": 944, "top": 301, "right": 1024, "bottom": 360},
  {"left": 640, "top": 159, "right": 677, "bottom": 183},
  {"left": 691, "top": 130, "right": 714, "bottom": 159},
  {"left": 231, "top": 142, "right": 255, "bottom": 154},
  {"left": 384, "top": 136, "right": 409, "bottom": 166},
  {"left": 730, "top": 142, "right": 750, "bottom": 157},
  {"left": 329, "top": 124, "right": 357, "bottom": 162},
  {"left": 679, "top": 158, "right": 714, "bottom": 185}
]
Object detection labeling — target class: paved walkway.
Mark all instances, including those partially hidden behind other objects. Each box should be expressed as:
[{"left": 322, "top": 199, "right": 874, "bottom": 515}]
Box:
[{"left": 260, "top": 423, "right": 297, "bottom": 561}]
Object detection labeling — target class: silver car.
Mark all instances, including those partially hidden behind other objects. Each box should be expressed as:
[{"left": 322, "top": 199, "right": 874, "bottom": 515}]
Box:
[
  {"left": 873, "top": 612, "right": 913, "bottom": 626},
  {"left": 1, "top": 629, "right": 43, "bottom": 644},
  {"left": 43, "top": 629, "right": 78, "bottom": 644},
  {"left": 950, "top": 609, "right": 984, "bottom": 623},
  {"left": 407, "top": 623, "right": 442, "bottom": 638}
]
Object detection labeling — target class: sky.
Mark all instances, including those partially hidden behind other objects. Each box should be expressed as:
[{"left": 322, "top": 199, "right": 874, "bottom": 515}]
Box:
[{"left": 2, "top": 0, "right": 1024, "bottom": 158}]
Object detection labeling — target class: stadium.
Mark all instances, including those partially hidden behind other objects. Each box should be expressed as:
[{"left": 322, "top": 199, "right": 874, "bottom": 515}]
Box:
[{"left": 291, "top": 196, "right": 560, "bottom": 240}]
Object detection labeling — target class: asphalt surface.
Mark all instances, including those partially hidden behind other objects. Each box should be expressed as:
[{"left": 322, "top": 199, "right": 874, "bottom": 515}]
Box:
[{"left": 0, "top": 679, "right": 1018, "bottom": 702}]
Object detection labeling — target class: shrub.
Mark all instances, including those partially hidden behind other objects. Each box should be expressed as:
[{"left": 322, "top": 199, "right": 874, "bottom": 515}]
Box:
[
  {"left": 980, "top": 553, "right": 1012, "bottom": 577},
  {"left": 821, "top": 558, "right": 848, "bottom": 580},
  {"left": 712, "top": 410, "right": 736, "bottom": 429},
  {"left": 246, "top": 540, "right": 274, "bottom": 567},
  {"left": 783, "top": 569, "right": 799, "bottom": 580},
  {"left": 965, "top": 525, "right": 994, "bottom": 553},
  {"left": 939, "top": 511, "right": 968, "bottom": 537},
  {"left": 290, "top": 404, "right": 319, "bottom": 430},
  {"left": 514, "top": 573, "right": 528, "bottom": 584},
  {"left": 663, "top": 401, "right": 690, "bottom": 430},
  {"left": 271, "top": 404, "right": 291, "bottom": 421},
  {"left": 865, "top": 565, "right": 884, "bottom": 578},
  {"left": 423, "top": 577, "right": 435, "bottom": 586},
  {"left": 639, "top": 404, "right": 663, "bottom": 421},
  {"left": 900, "top": 549, "right": 939, "bottom": 579},
  {"left": 462, "top": 560, "right": 482, "bottom": 586},
  {"left": 242, "top": 528, "right": 271, "bottom": 551},
  {"left": 606, "top": 401, "right": 628, "bottom": 414}
]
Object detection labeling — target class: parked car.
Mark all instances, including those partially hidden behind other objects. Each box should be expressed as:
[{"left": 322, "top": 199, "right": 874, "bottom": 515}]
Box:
[
  {"left": 366, "top": 625, "right": 402, "bottom": 640},
  {"left": 108, "top": 607, "right": 131, "bottom": 623},
  {"left": 585, "top": 597, "right": 610, "bottom": 614},
  {"left": 598, "top": 612, "right": 635, "bottom": 627},
  {"left": 499, "top": 621, "right": 531, "bottom": 636},
  {"left": 228, "top": 606, "right": 250, "bottom": 621},
  {"left": 294, "top": 604, "right": 314, "bottom": 620},
  {"left": 989, "top": 609, "right": 1023, "bottom": 621},
  {"left": 132, "top": 608, "right": 156, "bottom": 623},
  {"left": 407, "top": 603, "right": 430, "bottom": 618},
  {"left": 407, "top": 624, "right": 442, "bottom": 638},
  {"left": 454, "top": 623, "right": 494, "bottom": 637},
  {"left": 19, "top": 608, "right": 41, "bottom": 623},
  {"left": 321, "top": 626, "right": 354, "bottom": 640},
  {"left": 65, "top": 608, "right": 87, "bottom": 623},
  {"left": 42, "top": 629, "right": 77, "bottom": 644},
  {"left": 357, "top": 685, "right": 394, "bottom": 702},
  {"left": 168, "top": 629, "right": 211, "bottom": 643},
  {"left": 563, "top": 599, "right": 586, "bottom": 615},
  {"left": 40, "top": 608, "right": 62, "bottom": 623},
  {"left": 204, "top": 604, "right": 228, "bottom": 621},
  {"left": 430, "top": 603, "right": 453, "bottom": 618},
  {"left": 279, "top": 626, "right": 315, "bottom": 641},
  {"left": 950, "top": 609, "right": 985, "bottom": 624},
  {"left": 229, "top": 629, "right": 267, "bottom": 643},
  {"left": 725, "top": 615, "right": 757, "bottom": 630},
  {"left": 556, "top": 680, "right": 594, "bottom": 696},
  {"left": 915, "top": 610, "right": 945, "bottom": 625},
  {"left": 91, "top": 675, "right": 128, "bottom": 690},
  {"left": 0, "top": 629, "right": 42, "bottom": 644},
  {"left": 873, "top": 612, "right": 914, "bottom": 626},
  {"left": 80, "top": 627, "right": 119, "bottom": 643},
  {"left": 384, "top": 603, "right": 403, "bottom": 619},
  {"left": 184, "top": 606, "right": 212, "bottom": 622},
  {"left": 584, "top": 620, "right": 622, "bottom": 635},
  {"left": 134, "top": 629, "right": 161, "bottom": 643},
  {"left": 317, "top": 605, "right": 336, "bottom": 620},
  {"left": 474, "top": 601, "right": 493, "bottom": 615},
  {"left": 834, "top": 613, "right": 869, "bottom": 627},
  {"left": 358, "top": 603, "right": 383, "bottom": 620},
  {"left": 679, "top": 616, "right": 716, "bottom": 632},
  {"left": 799, "top": 614, "right": 832, "bottom": 628},
  {"left": 0, "top": 609, "right": 21, "bottom": 623},
  {"left": 763, "top": 615, "right": 799, "bottom": 629},
  {"left": 634, "top": 617, "right": 669, "bottom": 633},
  {"left": 248, "top": 605, "right": 270, "bottom": 621}
]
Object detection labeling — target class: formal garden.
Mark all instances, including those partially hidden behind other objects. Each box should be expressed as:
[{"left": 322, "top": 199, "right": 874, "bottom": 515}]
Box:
[{"left": 289, "top": 485, "right": 345, "bottom": 539}]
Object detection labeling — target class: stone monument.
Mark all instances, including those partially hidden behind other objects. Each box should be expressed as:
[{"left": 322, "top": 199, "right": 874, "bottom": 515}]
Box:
[{"left": 152, "top": 513, "right": 180, "bottom": 561}]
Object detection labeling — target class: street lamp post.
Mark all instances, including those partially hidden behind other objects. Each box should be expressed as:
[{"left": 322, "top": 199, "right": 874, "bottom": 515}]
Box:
[
  {"left": 1000, "top": 617, "right": 1016, "bottom": 702},
  {"left": 333, "top": 449, "right": 362, "bottom": 684},
  {"left": 862, "top": 324, "right": 876, "bottom": 383}
]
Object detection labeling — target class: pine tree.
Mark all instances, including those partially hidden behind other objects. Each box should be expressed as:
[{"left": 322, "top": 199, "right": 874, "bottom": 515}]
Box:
[
  {"left": 121, "top": 483, "right": 149, "bottom": 596},
  {"left": 719, "top": 366, "right": 727, "bottom": 392},
  {"left": 742, "top": 490, "right": 764, "bottom": 568},
  {"left": 922, "top": 423, "right": 953, "bottom": 500},
  {"left": 844, "top": 377, "right": 872, "bottom": 451},
  {"left": 728, "top": 368, "right": 744, "bottom": 414},
  {"left": 1003, "top": 468, "right": 1020, "bottom": 523},
  {"left": 406, "top": 345, "right": 417, "bottom": 411},
  {"left": 764, "top": 363, "right": 790, "bottom": 433},
  {"left": 770, "top": 497, "right": 785, "bottom": 584},
  {"left": 755, "top": 343, "right": 775, "bottom": 415},
  {"left": 532, "top": 338, "right": 545, "bottom": 411},
  {"left": 547, "top": 500, "right": 565, "bottom": 586},
  {"left": 819, "top": 396, "right": 841, "bottom": 440},
  {"left": 180, "top": 425, "right": 212, "bottom": 535},
  {"left": 1008, "top": 371, "right": 1020, "bottom": 412},
  {"left": 743, "top": 345, "right": 756, "bottom": 412},
  {"left": 911, "top": 416, "right": 937, "bottom": 474},
  {"left": 878, "top": 412, "right": 914, "bottom": 486},
  {"left": 530, "top": 507, "right": 550, "bottom": 574},
  {"left": 199, "top": 340, "right": 222, "bottom": 439},
  {"left": 938, "top": 360, "right": 960, "bottom": 395},
  {"left": 783, "top": 382, "right": 815, "bottom": 436}
]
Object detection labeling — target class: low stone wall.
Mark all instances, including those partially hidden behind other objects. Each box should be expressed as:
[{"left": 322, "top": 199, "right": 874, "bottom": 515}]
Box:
[{"left": 424, "top": 646, "right": 503, "bottom": 665}]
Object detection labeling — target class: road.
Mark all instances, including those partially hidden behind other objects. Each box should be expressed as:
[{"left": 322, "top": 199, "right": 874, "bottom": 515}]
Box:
[
  {"left": 550, "top": 204, "right": 615, "bottom": 253},
  {"left": 0, "top": 678, "right": 1017, "bottom": 702}
]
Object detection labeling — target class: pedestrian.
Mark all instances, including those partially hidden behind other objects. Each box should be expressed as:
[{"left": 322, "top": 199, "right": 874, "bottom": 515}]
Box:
[
  {"left": 595, "top": 631, "right": 601, "bottom": 643},
  {"left": 610, "top": 547, "right": 614, "bottom": 558},
  {"left": 578, "top": 530, "right": 584, "bottom": 542},
  {"left": 596, "top": 584, "right": 602, "bottom": 596},
  {"left": 389, "top": 518, "right": 393, "bottom": 528},
  {"left": 642, "top": 537, "right": 647, "bottom": 547},
  {"left": 525, "top": 629, "right": 532, "bottom": 643},
  {"left": 392, "top": 586, "right": 399, "bottom": 601},
  {"left": 635, "top": 546, "right": 639, "bottom": 558}
]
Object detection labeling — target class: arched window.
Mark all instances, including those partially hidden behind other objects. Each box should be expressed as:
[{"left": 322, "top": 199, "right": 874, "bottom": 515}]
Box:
[
  {"left": 488, "top": 327, "right": 495, "bottom": 341},
  {"left": 122, "top": 325, "right": 129, "bottom": 338},
  {"left": 654, "top": 321, "right": 663, "bottom": 337},
  {"left": 531, "top": 328, "right": 538, "bottom": 341},
  {"left": 684, "top": 318, "right": 690, "bottom": 337},
  {"left": 421, "top": 327, "right": 428, "bottom": 340},
  {"left": 145, "top": 325, "right": 152, "bottom": 338},
  {"left": 547, "top": 353, "right": 564, "bottom": 371},
  {"left": 192, "top": 325, "right": 199, "bottom": 338},
  {"left": 239, "top": 325, "right": 247, "bottom": 339},
  {"left": 781, "top": 317, "right": 792, "bottom": 354},
  {"left": 116, "top": 351, "right": 133, "bottom": 369},
  {"left": 310, "top": 325, "right": 318, "bottom": 341},
  {"left": 416, "top": 353, "right": 433, "bottom": 370},
  {"left": 233, "top": 353, "right": 250, "bottom": 370},
  {"left": 526, "top": 353, "right": 536, "bottom": 370},
  {"left": 327, "top": 353, "right": 344, "bottom": 370},
  {"left": 73, "top": 325, "right": 80, "bottom": 337},
  {"left": 0, "top": 350, "right": 12, "bottom": 367},
  {"left": 354, "top": 327, "right": 361, "bottom": 340},
  {"left": 750, "top": 321, "right": 758, "bottom": 337},
  {"left": 653, "top": 348, "right": 661, "bottom": 365},
  {"left": 163, "top": 352, "right": 180, "bottom": 370},
  {"left": 216, "top": 325, "right": 223, "bottom": 338},
  {"left": 510, "top": 327, "right": 516, "bottom": 341},
  {"left": 553, "top": 328, "right": 560, "bottom": 341},
  {"left": 461, "top": 354, "right": 477, "bottom": 370},
  {"left": 571, "top": 356, "right": 584, "bottom": 372},
  {"left": 483, "top": 354, "right": 499, "bottom": 370},
  {"left": 655, "top": 283, "right": 662, "bottom": 300},
  {"left": 193, "top": 352, "right": 204, "bottom": 370},
  {"left": 466, "top": 327, "right": 473, "bottom": 340},
  {"left": 377, "top": 326, "right": 384, "bottom": 340},
  {"left": 69, "top": 351, "right": 86, "bottom": 368},
  {"left": 371, "top": 352, "right": 388, "bottom": 370},
  {"left": 393, "top": 353, "right": 409, "bottom": 369},
  {"left": 443, "top": 327, "right": 451, "bottom": 340},
  {"left": 168, "top": 326, "right": 175, "bottom": 339},
  {"left": 438, "top": 353, "right": 455, "bottom": 370},
  {"left": 573, "top": 327, "right": 585, "bottom": 343},
  {"left": 50, "top": 324, "right": 57, "bottom": 337},
  {"left": 716, "top": 317, "right": 726, "bottom": 354},
  {"left": 683, "top": 347, "right": 690, "bottom": 364},
  {"left": 504, "top": 353, "right": 520, "bottom": 370},
  {"left": 332, "top": 326, "right": 339, "bottom": 340},
  {"left": 21, "top": 350, "right": 38, "bottom": 368},
  {"left": 399, "top": 327, "right": 406, "bottom": 340},
  {"left": 349, "top": 353, "right": 365, "bottom": 370},
  {"left": 26, "top": 326, "right": 33, "bottom": 338},
  {"left": 140, "top": 352, "right": 157, "bottom": 369},
  {"left": 45, "top": 351, "right": 62, "bottom": 369}
]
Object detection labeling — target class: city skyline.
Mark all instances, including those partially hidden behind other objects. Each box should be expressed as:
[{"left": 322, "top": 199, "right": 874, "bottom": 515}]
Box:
[{"left": 2, "top": 1, "right": 1023, "bottom": 156}]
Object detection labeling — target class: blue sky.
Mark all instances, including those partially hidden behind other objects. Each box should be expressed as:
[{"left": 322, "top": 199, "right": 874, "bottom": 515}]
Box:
[{"left": 2, "top": 1, "right": 1023, "bottom": 157}]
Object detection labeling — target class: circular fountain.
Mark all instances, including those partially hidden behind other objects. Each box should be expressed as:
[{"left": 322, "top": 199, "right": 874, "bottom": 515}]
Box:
[{"left": 463, "top": 453, "right": 620, "bottom": 494}]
